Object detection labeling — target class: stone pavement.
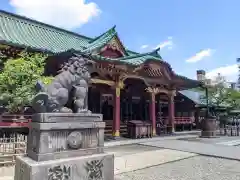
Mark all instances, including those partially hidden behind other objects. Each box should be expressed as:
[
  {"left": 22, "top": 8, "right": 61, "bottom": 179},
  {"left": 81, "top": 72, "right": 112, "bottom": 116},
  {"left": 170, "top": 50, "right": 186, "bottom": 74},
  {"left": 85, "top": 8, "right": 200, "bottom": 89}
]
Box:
[
  {"left": 141, "top": 139, "right": 240, "bottom": 160},
  {"left": 115, "top": 155, "right": 240, "bottom": 180},
  {"left": 105, "top": 144, "right": 197, "bottom": 174},
  {"left": 216, "top": 139, "right": 240, "bottom": 146},
  {"left": 179, "top": 136, "right": 240, "bottom": 145},
  {"left": 0, "top": 144, "right": 197, "bottom": 180},
  {"left": 1, "top": 133, "right": 200, "bottom": 180},
  {"left": 3, "top": 132, "right": 240, "bottom": 180},
  {"left": 0, "top": 167, "right": 14, "bottom": 180},
  {"left": 104, "top": 131, "right": 200, "bottom": 147}
]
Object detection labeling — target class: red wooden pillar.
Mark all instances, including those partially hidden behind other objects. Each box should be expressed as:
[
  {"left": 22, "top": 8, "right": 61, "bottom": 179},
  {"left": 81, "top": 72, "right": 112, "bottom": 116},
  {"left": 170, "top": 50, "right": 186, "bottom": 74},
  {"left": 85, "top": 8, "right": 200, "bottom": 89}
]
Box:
[
  {"left": 113, "top": 86, "right": 121, "bottom": 138},
  {"left": 168, "top": 94, "right": 175, "bottom": 132},
  {"left": 150, "top": 92, "right": 156, "bottom": 136}
]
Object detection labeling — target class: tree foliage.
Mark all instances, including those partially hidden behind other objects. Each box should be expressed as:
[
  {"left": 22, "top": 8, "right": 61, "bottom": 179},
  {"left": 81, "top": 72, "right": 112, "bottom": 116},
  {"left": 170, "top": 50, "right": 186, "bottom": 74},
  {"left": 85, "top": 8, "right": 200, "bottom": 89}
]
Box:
[
  {"left": 226, "top": 89, "right": 240, "bottom": 110},
  {"left": 206, "top": 74, "right": 231, "bottom": 107},
  {"left": 202, "top": 73, "right": 240, "bottom": 111},
  {"left": 0, "top": 52, "right": 53, "bottom": 113}
]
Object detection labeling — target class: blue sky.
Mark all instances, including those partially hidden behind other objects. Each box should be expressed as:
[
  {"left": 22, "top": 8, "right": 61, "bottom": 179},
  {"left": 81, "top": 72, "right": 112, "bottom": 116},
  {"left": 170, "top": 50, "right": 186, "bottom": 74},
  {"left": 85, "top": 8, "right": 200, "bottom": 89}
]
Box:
[{"left": 1, "top": 0, "right": 239, "bottom": 82}]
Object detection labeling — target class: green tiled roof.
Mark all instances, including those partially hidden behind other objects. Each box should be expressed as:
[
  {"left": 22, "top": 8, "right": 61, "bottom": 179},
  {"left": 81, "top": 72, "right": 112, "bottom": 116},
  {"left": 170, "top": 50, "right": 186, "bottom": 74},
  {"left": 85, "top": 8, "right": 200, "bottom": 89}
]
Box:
[
  {"left": 126, "top": 50, "right": 139, "bottom": 56},
  {"left": 117, "top": 48, "right": 162, "bottom": 65},
  {"left": 0, "top": 10, "right": 162, "bottom": 65},
  {"left": 0, "top": 10, "right": 92, "bottom": 53},
  {"left": 83, "top": 26, "right": 117, "bottom": 53},
  {"left": 84, "top": 25, "right": 129, "bottom": 56}
]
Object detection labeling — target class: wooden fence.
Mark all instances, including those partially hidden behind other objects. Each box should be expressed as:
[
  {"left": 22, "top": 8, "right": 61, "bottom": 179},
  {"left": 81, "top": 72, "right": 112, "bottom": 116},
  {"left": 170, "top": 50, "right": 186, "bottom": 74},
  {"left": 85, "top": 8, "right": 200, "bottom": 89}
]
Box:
[
  {"left": 219, "top": 125, "right": 240, "bottom": 136},
  {"left": 0, "top": 133, "right": 27, "bottom": 166}
]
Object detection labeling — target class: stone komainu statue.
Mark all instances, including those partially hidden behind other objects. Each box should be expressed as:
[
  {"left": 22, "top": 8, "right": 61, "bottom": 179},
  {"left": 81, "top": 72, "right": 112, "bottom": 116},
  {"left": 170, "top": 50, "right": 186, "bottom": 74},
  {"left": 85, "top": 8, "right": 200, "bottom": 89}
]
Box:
[{"left": 32, "top": 53, "right": 94, "bottom": 113}]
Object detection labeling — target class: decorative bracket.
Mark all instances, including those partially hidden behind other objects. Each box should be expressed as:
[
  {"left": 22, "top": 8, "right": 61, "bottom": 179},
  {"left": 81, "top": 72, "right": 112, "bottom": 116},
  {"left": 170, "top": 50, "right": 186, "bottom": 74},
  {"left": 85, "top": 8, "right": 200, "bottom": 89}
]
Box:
[
  {"left": 90, "top": 78, "right": 115, "bottom": 87},
  {"left": 145, "top": 87, "right": 176, "bottom": 96}
]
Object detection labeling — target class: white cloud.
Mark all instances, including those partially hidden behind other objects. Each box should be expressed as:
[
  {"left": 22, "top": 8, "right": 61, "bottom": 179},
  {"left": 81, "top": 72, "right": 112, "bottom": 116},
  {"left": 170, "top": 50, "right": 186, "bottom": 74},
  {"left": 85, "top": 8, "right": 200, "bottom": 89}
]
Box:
[
  {"left": 9, "top": 0, "right": 101, "bottom": 29},
  {"left": 140, "top": 44, "right": 149, "bottom": 49},
  {"left": 185, "top": 49, "right": 214, "bottom": 63},
  {"left": 206, "top": 64, "right": 238, "bottom": 82},
  {"left": 154, "top": 36, "right": 173, "bottom": 50}
]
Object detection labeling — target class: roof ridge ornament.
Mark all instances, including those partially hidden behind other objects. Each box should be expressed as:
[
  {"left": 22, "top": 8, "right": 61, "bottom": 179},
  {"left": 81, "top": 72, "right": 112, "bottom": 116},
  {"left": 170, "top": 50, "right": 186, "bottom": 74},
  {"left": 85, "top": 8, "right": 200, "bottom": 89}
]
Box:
[
  {"left": 153, "top": 47, "right": 160, "bottom": 52},
  {"left": 149, "top": 47, "right": 160, "bottom": 57},
  {"left": 89, "top": 25, "right": 117, "bottom": 43}
]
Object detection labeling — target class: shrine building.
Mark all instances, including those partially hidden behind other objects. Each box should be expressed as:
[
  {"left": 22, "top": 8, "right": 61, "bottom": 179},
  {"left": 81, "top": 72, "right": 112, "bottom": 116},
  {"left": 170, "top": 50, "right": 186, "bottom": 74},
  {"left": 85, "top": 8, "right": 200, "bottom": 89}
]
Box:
[{"left": 0, "top": 10, "right": 202, "bottom": 138}]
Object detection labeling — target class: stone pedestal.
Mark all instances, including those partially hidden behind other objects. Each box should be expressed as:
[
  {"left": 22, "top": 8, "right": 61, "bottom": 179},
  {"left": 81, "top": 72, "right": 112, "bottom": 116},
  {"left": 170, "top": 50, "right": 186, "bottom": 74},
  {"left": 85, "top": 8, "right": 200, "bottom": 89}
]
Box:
[
  {"left": 15, "top": 153, "right": 113, "bottom": 180},
  {"left": 200, "top": 117, "right": 217, "bottom": 138},
  {"left": 14, "top": 113, "right": 114, "bottom": 180}
]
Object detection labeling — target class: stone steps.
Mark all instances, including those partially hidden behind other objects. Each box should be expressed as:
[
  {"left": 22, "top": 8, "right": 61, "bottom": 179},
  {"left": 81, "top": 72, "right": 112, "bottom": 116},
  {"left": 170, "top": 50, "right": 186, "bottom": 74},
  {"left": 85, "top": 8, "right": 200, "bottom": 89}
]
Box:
[{"left": 104, "top": 121, "right": 128, "bottom": 136}]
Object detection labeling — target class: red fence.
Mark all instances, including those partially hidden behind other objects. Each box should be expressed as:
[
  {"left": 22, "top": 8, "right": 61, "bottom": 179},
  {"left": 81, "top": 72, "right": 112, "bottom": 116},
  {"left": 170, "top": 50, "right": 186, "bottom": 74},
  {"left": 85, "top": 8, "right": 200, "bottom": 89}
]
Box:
[
  {"left": 0, "top": 115, "right": 31, "bottom": 128},
  {"left": 160, "top": 116, "right": 194, "bottom": 125},
  {"left": 175, "top": 117, "right": 194, "bottom": 125},
  {"left": 0, "top": 115, "right": 195, "bottom": 128}
]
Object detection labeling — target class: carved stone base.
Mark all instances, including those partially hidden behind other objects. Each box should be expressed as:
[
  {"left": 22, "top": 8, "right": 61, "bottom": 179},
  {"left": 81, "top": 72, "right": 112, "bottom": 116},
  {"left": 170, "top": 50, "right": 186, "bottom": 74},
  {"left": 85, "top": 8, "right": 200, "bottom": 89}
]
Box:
[
  {"left": 15, "top": 153, "right": 114, "bottom": 180},
  {"left": 27, "top": 113, "right": 105, "bottom": 161}
]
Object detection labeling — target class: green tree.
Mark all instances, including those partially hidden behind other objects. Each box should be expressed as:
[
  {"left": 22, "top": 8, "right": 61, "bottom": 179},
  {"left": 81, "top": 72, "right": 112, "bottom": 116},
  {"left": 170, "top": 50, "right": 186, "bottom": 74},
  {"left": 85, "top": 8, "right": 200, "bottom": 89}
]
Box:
[
  {"left": 226, "top": 89, "right": 240, "bottom": 110},
  {"left": 200, "top": 73, "right": 240, "bottom": 124},
  {"left": 199, "top": 74, "right": 231, "bottom": 123},
  {"left": 0, "top": 52, "right": 53, "bottom": 113},
  {"left": 206, "top": 74, "right": 231, "bottom": 107}
]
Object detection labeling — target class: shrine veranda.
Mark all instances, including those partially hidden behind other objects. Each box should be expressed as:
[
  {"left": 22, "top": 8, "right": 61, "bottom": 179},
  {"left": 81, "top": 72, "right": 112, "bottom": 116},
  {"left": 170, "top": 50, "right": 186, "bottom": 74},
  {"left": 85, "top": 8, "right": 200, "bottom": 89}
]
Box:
[{"left": 0, "top": 10, "right": 202, "bottom": 138}]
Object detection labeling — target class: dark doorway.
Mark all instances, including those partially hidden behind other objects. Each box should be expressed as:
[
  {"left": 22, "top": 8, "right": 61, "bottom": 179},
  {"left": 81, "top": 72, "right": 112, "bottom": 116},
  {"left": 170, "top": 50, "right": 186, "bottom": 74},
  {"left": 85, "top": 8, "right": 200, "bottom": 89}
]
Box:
[
  {"left": 88, "top": 87, "right": 101, "bottom": 113},
  {"left": 120, "top": 78, "right": 149, "bottom": 121}
]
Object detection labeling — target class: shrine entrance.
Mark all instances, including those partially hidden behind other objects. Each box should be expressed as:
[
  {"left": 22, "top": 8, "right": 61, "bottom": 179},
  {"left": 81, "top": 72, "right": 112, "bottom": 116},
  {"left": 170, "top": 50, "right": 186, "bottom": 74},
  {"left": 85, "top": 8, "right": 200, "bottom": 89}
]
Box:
[
  {"left": 121, "top": 78, "right": 150, "bottom": 122},
  {"left": 88, "top": 84, "right": 114, "bottom": 121},
  {"left": 88, "top": 83, "right": 115, "bottom": 136},
  {"left": 155, "top": 92, "right": 172, "bottom": 134},
  {"left": 155, "top": 92, "right": 169, "bottom": 125}
]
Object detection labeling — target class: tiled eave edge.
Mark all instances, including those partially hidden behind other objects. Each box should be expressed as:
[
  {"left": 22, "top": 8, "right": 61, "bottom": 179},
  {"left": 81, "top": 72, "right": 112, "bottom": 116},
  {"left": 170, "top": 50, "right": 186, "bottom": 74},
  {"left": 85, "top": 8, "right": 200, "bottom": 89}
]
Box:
[{"left": 0, "top": 40, "right": 54, "bottom": 54}]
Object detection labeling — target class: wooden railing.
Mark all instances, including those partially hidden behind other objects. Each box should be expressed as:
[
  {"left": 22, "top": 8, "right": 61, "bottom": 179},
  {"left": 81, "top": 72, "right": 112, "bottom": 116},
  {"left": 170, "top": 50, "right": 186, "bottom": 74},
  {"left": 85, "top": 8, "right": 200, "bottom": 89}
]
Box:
[
  {"left": 159, "top": 116, "right": 194, "bottom": 125},
  {"left": 175, "top": 117, "right": 194, "bottom": 125}
]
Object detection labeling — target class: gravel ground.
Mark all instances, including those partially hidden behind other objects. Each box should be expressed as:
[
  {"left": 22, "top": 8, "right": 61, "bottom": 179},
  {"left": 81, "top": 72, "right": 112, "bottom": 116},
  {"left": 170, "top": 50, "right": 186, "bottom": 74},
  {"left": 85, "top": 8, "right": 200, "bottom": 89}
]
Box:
[{"left": 115, "top": 156, "right": 240, "bottom": 180}]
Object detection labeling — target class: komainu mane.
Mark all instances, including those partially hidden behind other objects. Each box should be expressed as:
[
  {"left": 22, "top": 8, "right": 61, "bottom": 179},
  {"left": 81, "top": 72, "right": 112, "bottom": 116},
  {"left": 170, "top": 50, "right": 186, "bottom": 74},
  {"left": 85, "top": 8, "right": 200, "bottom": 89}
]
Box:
[{"left": 32, "top": 53, "right": 94, "bottom": 113}]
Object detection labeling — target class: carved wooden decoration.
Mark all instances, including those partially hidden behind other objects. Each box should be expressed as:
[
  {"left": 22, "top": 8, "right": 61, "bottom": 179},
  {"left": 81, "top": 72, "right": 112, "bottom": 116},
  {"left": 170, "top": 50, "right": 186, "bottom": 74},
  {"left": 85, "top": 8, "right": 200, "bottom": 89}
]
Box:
[
  {"left": 146, "top": 87, "right": 176, "bottom": 96},
  {"left": 145, "top": 87, "right": 162, "bottom": 94},
  {"left": 90, "top": 78, "right": 115, "bottom": 87},
  {"left": 0, "top": 44, "right": 10, "bottom": 49},
  {"left": 108, "top": 36, "right": 125, "bottom": 55},
  {"left": 108, "top": 64, "right": 128, "bottom": 72},
  {"left": 119, "top": 74, "right": 150, "bottom": 86},
  {"left": 145, "top": 63, "right": 163, "bottom": 77},
  {"left": 133, "top": 64, "right": 146, "bottom": 73},
  {"left": 100, "top": 36, "right": 125, "bottom": 57},
  {"left": 117, "top": 81, "right": 125, "bottom": 89}
]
